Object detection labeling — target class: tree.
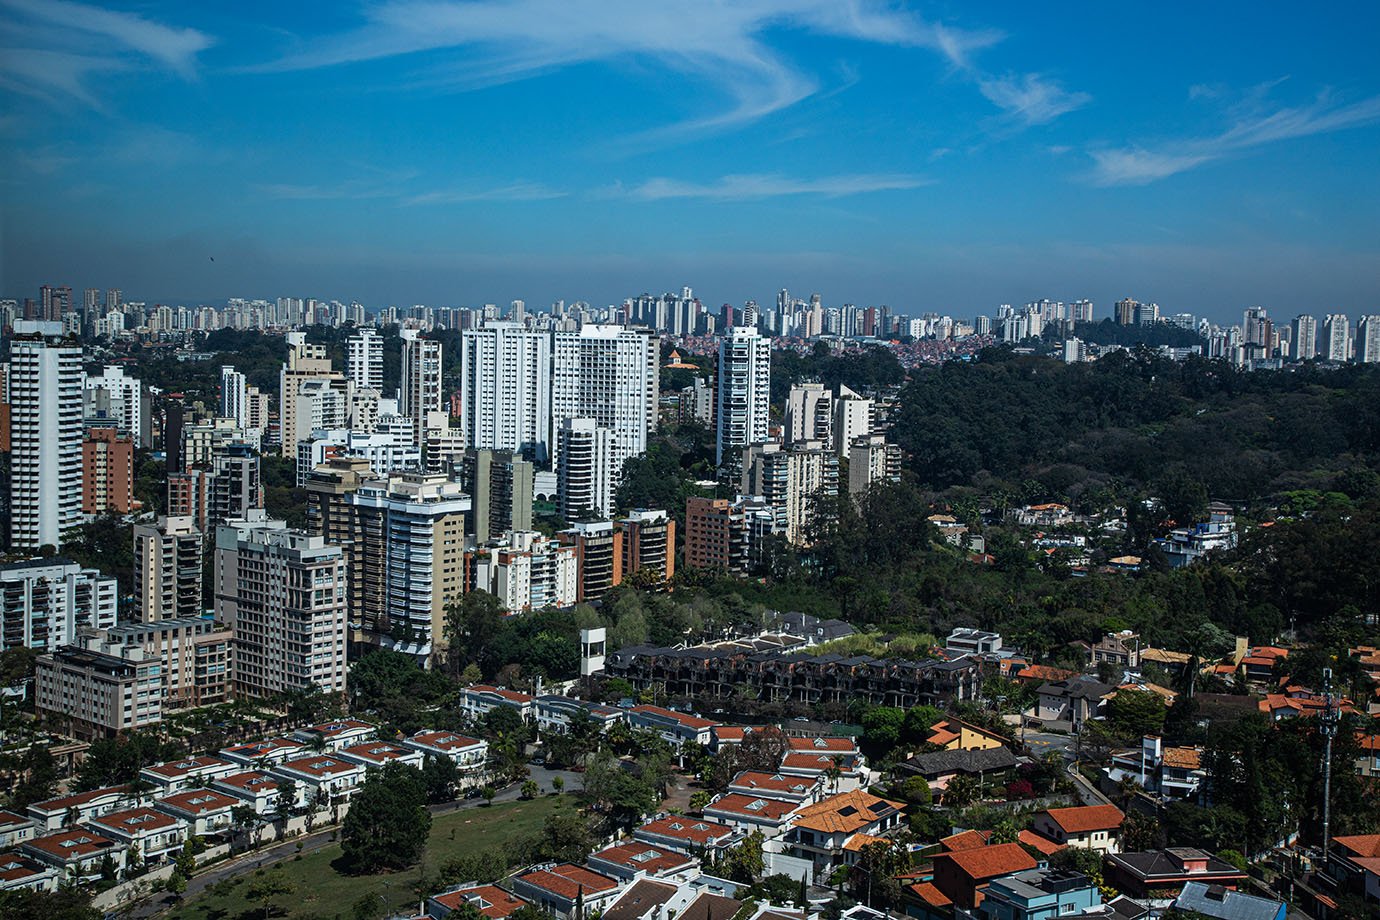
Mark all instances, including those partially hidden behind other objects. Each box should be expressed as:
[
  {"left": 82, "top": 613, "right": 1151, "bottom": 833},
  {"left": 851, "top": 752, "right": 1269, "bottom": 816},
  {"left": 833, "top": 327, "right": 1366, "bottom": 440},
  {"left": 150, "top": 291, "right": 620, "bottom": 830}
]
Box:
[
  {"left": 274, "top": 777, "right": 298, "bottom": 820},
  {"left": 0, "top": 888, "right": 102, "bottom": 920},
  {"left": 422, "top": 754, "right": 459, "bottom": 803},
  {"left": 943, "top": 774, "right": 979, "bottom": 808},
  {"left": 719, "top": 830, "right": 767, "bottom": 882},
  {"left": 689, "top": 790, "right": 712, "bottom": 812},
  {"left": 165, "top": 868, "right": 188, "bottom": 899},
  {"left": 353, "top": 892, "right": 386, "bottom": 920},
  {"left": 521, "top": 779, "right": 539, "bottom": 800},
  {"left": 860, "top": 706, "right": 907, "bottom": 758},
  {"left": 539, "top": 811, "right": 596, "bottom": 863},
  {"left": 340, "top": 763, "right": 432, "bottom": 873},
  {"left": 481, "top": 785, "right": 497, "bottom": 806},
  {"left": 551, "top": 775, "right": 565, "bottom": 794},
  {"left": 1105, "top": 689, "right": 1167, "bottom": 738},
  {"left": 246, "top": 869, "right": 295, "bottom": 920}
]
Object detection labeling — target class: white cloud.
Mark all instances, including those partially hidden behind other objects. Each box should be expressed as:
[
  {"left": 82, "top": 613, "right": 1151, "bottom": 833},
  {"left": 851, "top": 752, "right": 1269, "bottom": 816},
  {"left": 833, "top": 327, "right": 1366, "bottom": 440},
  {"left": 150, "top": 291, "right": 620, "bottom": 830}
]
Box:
[
  {"left": 612, "top": 172, "right": 931, "bottom": 201},
  {"left": 0, "top": 0, "right": 211, "bottom": 106},
  {"left": 977, "top": 72, "right": 1091, "bottom": 126},
  {"left": 404, "top": 183, "right": 567, "bottom": 205},
  {"left": 254, "top": 0, "right": 999, "bottom": 136},
  {"left": 1090, "top": 91, "right": 1380, "bottom": 186}
]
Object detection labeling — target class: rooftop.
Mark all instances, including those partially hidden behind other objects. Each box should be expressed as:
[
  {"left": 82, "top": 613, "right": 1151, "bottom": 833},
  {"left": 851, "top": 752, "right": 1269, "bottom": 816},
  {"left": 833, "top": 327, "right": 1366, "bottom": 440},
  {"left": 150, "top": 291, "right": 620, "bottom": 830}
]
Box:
[
  {"left": 590, "top": 842, "right": 696, "bottom": 875},
  {"left": 791, "top": 789, "right": 904, "bottom": 834},
  {"left": 516, "top": 863, "right": 619, "bottom": 900},
  {"left": 638, "top": 815, "right": 735, "bottom": 846},
  {"left": 937, "top": 841, "right": 1037, "bottom": 881},
  {"left": 1041, "top": 804, "right": 1125, "bottom": 834},
  {"left": 144, "top": 755, "right": 233, "bottom": 779}
]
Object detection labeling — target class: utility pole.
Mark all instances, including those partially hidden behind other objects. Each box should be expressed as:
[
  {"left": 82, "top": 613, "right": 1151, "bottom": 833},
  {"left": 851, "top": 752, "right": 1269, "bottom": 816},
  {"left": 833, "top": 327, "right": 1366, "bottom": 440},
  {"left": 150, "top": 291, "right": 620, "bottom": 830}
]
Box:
[{"left": 1320, "top": 667, "right": 1340, "bottom": 864}]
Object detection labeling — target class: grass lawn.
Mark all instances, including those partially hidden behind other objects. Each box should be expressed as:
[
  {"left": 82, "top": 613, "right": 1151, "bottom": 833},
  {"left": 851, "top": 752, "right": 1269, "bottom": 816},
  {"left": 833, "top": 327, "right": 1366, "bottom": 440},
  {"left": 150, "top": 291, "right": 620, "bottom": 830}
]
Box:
[{"left": 166, "top": 795, "right": 565, "bottom": 920}]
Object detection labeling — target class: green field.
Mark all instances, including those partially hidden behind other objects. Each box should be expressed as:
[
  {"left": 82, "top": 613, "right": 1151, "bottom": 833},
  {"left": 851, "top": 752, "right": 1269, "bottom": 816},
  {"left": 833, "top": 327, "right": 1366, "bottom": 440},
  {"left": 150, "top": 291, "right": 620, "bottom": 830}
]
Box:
[{"left": 166, "top": 795, "right": 564, "bottom": 920}]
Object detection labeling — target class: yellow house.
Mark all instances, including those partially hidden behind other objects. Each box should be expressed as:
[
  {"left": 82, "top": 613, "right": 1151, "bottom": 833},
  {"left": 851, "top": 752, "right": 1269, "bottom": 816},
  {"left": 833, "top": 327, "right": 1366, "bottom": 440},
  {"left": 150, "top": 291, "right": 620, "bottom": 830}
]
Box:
[{"left": 926, "top": 719, "right": 1007, "bottom": 752}]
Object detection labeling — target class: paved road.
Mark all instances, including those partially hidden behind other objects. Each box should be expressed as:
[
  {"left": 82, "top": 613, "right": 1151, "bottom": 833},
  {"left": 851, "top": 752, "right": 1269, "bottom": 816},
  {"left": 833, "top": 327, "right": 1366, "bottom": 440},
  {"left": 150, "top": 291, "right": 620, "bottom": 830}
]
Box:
[{"left": 124, "top": 766, "right": 583, "bottom": 919}]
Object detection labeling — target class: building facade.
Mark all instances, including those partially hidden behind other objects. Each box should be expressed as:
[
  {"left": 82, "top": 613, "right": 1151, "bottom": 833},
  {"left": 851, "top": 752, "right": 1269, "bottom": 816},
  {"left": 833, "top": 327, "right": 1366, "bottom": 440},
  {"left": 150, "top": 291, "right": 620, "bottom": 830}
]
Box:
[
  {"left": 9, "top": 323, "right": 84, "bottom": 550},
  {"left": 715, "top": 326, "right": 770, "bottom": 467},
  {"left": 0, "top": 559, "right": 118, "bottom": 653},
  {"left": 133, "top": 515, "right": 203, "bottom": 622}
]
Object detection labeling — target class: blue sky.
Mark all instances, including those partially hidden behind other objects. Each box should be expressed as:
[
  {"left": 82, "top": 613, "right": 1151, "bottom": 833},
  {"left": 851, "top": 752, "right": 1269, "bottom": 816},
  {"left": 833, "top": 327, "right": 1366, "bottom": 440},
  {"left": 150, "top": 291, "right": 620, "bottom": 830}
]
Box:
[{"left": 2, "top": 1, "right": 1378, "bottom": 323}]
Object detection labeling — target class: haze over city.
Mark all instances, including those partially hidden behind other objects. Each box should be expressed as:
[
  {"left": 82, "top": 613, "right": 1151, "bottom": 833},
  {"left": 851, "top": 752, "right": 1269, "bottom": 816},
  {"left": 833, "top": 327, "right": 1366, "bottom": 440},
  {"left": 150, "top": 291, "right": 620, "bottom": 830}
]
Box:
[{"left": 3, "top": 1, "right": 1380, "bottom": 320}]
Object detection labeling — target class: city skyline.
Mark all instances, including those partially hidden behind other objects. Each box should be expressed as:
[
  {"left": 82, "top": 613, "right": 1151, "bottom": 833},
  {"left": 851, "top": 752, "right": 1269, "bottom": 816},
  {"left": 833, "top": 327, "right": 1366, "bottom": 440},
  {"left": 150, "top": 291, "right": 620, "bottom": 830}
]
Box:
[{"left": 3, "top": 2, "right": 1380, "bottom": 321}]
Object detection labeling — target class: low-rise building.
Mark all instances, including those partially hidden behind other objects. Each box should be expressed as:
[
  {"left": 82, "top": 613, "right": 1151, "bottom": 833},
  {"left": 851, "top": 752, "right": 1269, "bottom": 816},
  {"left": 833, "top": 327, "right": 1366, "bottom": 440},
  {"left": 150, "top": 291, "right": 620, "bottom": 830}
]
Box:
[
  {"left": 627, "top": 705, "right": 718, "bottom": 748},
  {"left": 87, "top": 807, "right": 186, "bottom": 865},
  {"left": 0, "top": 852, "right": 58, "bottom": 892},
  {"left": 27, "top": 785, "right": 131, "bottom": 833},
  {"left": 0, "top": 810, "right": 37, "bottom": 848},
  {"left": 340, "top": 741, "right": 425, "bottom": 770},
  {"left": 140, "top": 755, "right": 237, "bottom": 793},
  {"left": 404, "top": 730, "right": 489, "bottom": 781},
  {"left": 926, "top": 719, "right": 1008, "bottom": 752},
  {"left": 511, "top": 863, "right": 622, "bottom": 919},
  {"left": 1033, "top": 678, "right": 1114, "bottom": 728},
  {"left": 1171, "top": 882, "right": 1285, "bottom": 920},
  {"left": 980, "top": 868, "right": 1107, "bottom": 920},
  {"left": 154, "top": 789, "right": 241, "bottom": 838},
  {"left": 534, "top": 695, "right": 624, "bottom": 736},
  {"left": 702, "top": 793, "right": 800, "bottom": 835},
  {"left": 273, "top": 755, "right": 366, "bottom": 802},
  {"left": 898, "top": 747, "right": 1018, "bottom": 793},
  {"left": 786, "top": 789, "right": 906, "bottom": 876},
  {"left": 587, "top": 842, "right": 698, "bottom": 882},
  {"left": 428, "top": 883, "right": 530, "bottom": 919},
  {"left": 460, "top": 685, "right": 535, "bottom": 722},
  {"left": 291, "top": 719, "right": 377, "bottom": 751},
  {"left": 215, "top": 770, "right": 296, "bottom": 815},
  {"left": 726, "top": 771, "right": 822, "bottom": 804},
  {"left": 1030, "top": 805, "right": 1124, "bottom": 854},
  {"left": 1104, "top": 736, "right": 1205, "bottom": 800},
  {"left": 1103, "top": 848, "right": 1246, "bottom": 900},
  {"left": 221, "top": 738, "right": 305, "bottom": 766},
  {"left": 21, "top": 825, "right": 126, "bottom": 881},
  {"left": 931, "top": 842, "right": 1039, "bottom": 912},
  {"left": 634, "top": 815, "right": 739, "bottom": 857}
]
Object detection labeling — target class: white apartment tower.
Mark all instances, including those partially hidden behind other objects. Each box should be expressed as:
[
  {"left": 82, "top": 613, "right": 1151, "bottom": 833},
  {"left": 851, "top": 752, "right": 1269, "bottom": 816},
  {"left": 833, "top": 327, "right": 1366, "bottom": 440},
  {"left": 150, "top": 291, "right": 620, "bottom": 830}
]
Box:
[
  {"left": 133, "top": 516, "right": 203, "bottom": 622},
  {"left": 833, "top": 384, "right": 874, "bottom": 457},
  {"left": 557, "top": 418, "right": 616, "bottom": 520},
  {"left": 400, "top": 330, "right": 444, "bottom": 425},
  {"left": 346, "top": 328, "right": 384, "bottom": 392},
  {"left": 784, "top": 383, "right": 832, "bottom": 446},
  {"left": 0, "top": 558, "right": 118, "bottom": 652},
  {"left": 1357, "top": 315, "right": 1380, "bottom": 364},
  {"left": 715, "top": 326, "right": 771, "bottom": 466},
  {"left": 550, "top": 324, "right": 657, "bottom": 474},
  {"left": 1323, "top": 314, "right": 1352, "bottom": 362},
  {"left": 1292, "top": 315, "right": 1318, "bottom": 360},
  {"left": 219, "top": 366, "right": 249, "bottom": 427},
  {"left": 83, "top": 366, "right": 144, "bottom": 446},
  {"left": 213, "top": 511, "right": 348, "bottom": 697},
  {"left": 460, "top": 322, "right": 552, "bottom": 462},
  {"left": 9, "top": 322, "right": 84, "bottom": 550}
]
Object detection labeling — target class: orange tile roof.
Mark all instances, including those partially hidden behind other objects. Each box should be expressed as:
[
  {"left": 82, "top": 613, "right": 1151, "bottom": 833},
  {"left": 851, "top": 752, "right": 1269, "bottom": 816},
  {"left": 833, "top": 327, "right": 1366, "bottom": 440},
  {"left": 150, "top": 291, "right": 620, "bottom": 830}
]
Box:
[
  {"left": 518, "top": 864, "right": 618, "bottom": 899},
  {"left": 590, "top": 842, "right": 695, "bottom": 875},
  {"left": 1042, "top": 804, "right": 1124, "bottom": 834},
  {"left": 1357, "top": 734, "right": 1380, "bottom": 752},
  {"left": 843, "top": 833, "right": 891, "bottom": 852},
  {"left": 780, "top": 752, "right": 848, "bottom": 772},
  {"left": 786, "top": 736, "right": 858, "bottom": 753},
  {"left": 940, "top": 829, "right": 988, "bottom": 852},
  {"left": 89, "top": 807, "right": 181, "bottom": 835},
  {"left": 938, "top": 842, "right": 1037, "bottom": 881},
  {"left": 791, "top": 789, "right": 904, "bottom": 834},
  {"left": 1161, "top": 747, "right": 1203, "bottom": 770},
  {"left": 728, "top": 772, "right": 817, "bottom": 796},
  {"left": 156, "top": 789, "right": 240, "bottom": 814},
  {"left": 1019, "top": 830, "right": 1066, "bottom": 856},
  {"left": 24, "top": 825, "right": 120, "bottom": 860},
  {"left": 703, "top": 794, "right": 797, "bottom": 822},
  {"left": 279, "top": 755, "right": 361, "bottom": 778},
  {"left": 434, "top": 884, "right": 529, "bottom": 919},
  {"left": 143, "top": 756, "right": 232, "bottom": 779},
  {"left": 637, "top": 815, "right": 734, "bottom": 846},
  {"left": 909, "top": 882, "right": 953, "bottom": 908},
  {"left": 1335, "top": 835, "right": 1380, "bottom": 859},
  {"left": 216, "top": 770, "right": 285, "bottom": 792},
  {"left": 1017, "top": 665, "right": 1078, "bottom": 683}
]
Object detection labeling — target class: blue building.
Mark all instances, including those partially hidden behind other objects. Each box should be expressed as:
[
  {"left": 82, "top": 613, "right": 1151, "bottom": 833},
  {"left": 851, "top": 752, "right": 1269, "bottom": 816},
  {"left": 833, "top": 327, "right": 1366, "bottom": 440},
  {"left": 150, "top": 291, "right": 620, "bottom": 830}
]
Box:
[{"left": 980, "top": 868, "right": 1104, "bottom": 920}]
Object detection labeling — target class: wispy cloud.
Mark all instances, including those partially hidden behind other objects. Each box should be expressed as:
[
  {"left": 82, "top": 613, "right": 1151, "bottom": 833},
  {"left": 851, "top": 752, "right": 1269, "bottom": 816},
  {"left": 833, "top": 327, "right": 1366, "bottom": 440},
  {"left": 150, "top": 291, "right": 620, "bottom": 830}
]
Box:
[
  {"left": 0, "top": 0, "right": 211, "bottom": 107},
  {"left": 252, "top": 0, "right": 999, "bottom": 137},
  {"left": 405, "top": 183, "right": 566, "bottom": 205},
  {"left": 976, "top": 72, "right": 1091, "bottom": 126},
  {"left": 610, "top": 172, "right": 931, "bottom": 202},
  {"left": 1090, "top": 90, "right": 1380, "bottom": 185}
]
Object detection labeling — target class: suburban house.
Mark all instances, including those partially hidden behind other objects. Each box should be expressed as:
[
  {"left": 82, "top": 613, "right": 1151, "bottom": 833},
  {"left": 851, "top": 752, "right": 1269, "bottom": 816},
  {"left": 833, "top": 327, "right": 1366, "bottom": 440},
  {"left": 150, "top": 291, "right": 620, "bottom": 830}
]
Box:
[
  {"left": 139, "top": 755, "right": 237, "bottom": 793},
  {"left": 898, "top": 747, "right": 1018, "bottom": 793},
  {"left": 87, "top": 807, "right": 187, "bottom": 865},
  {"left": 510, "top": 863, "right": 621, "bottom": 919},
  {"left": 272, "top": 755, "right": 366, "bottom": 803},
  {"left": 1172, "top": 882, "right": 1286, "bottom": 920},
  {"left": 926, "top": 719, "right": 1007, "bottom": 751},
  {"left": 404, "top": 730, "right": 489, "bottom": 778},
  {"left": 727, "top": 772, "right": 823, "bottom": 805},
  {"left": 1104, "top": 736, "right": 1205, "bottom": 800},
  {"left": 27, "top": 785, "right": 131, "bottom": 832},
  {"left": 0, "top": 810, "right": 36, "bottom": 848},
  {"left": 21, "top": 825, "right": 127, "bottom": 881},
  {"left": 215, "top": 770, "right": 299, "bottom": 814},
  {"left": 1030, "top": 805, "right": 1124, "bottom": 854},
  {"left": 602, "top": 879, "right": 679, "bottom": 920},
  {"left": 627, "top": 705, "right": 719, "bottom": 748},
  {"left": 154, "top": 789, "right": 241, "bottom": 838},
  {"left": 979, "top": 868, "right": 1107, "bottom": 920},
  {"left": 930, "top": 842, "right": 1039, "bottom": 912},
  {"left": 0, "top": 852, "right": 58, "bottom": 892},
  {"left": 1033, "top": 679, "right": 1115, "bottom": 728},
  {"left": 339, "top": 741, "right": 425, "bottom": 770},
  {"left": 1083, "top": 632, "right": 1141, "bottom": 670},
  {"left": 292, "top": 719, "right": 377, "bottom": 751},
  {"left": 459, "top": 685, "right": 535, "bottom": 722},
  {"left": 1103, "top": 848, "right": 1246, "bottom": 900},
  {"left": 701, "top": 793, "right": 800, "bottom": 835},
  {"left": 634, "top": 815, "right": 740, "bottom": 858},
  {"left": 780, "top": 750, "right": 864, "bottom": 786},
  {"left": 785, "top": 789, "right": 906, "bottom": 876},
  {"left": 586, "top": 842, "right": 699, "bottom": 882},
  {"left": 534, "top": 695, "right": 623, "bottom": 735},
  {"left": 221, "top": 738, "right": 304, "bottom": 766},
  {"left": 1324, "top": 835, "right": 1380, "bottom": 904},
  {"left": 942, "top": 828, "right": 1066, "bottom": 859},
  {"left": 428, "top": 883, "right": 530, "bottom": 919}
]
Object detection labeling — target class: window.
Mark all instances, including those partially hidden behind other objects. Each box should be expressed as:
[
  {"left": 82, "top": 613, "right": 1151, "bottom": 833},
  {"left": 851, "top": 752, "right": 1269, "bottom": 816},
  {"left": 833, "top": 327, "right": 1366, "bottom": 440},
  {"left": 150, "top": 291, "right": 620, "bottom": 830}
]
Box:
[{"left": 1060, "top": 904, "right": 1075, "bottom": 914}]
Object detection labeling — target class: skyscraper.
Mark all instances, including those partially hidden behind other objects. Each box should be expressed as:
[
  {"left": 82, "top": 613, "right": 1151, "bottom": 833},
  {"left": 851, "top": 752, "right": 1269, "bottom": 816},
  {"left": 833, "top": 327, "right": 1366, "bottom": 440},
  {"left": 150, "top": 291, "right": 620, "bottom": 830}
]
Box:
[
  {"left": 219, "top": 365, "right": 248, "bottom": 427},
  {"left": 557, "top": 418, "right": 616, "bottom": 519},
  {"left": 9, "top": 322, "right": 83, "bottom": 550},
  {"left": 133, "top": 515, "right": 203, "bottom": 622},
  {"left": 346, "top": 328, "right": 384, "bottom": 393},
  {"left": 1114, "top": 298, "right": 1139, "bottom": 325},
  {"left": 784, "top": 383, "right": 832, "bottom": 446},
  {"left": 400, "top": 330, "right": 443, "bottom": 421},
  {"left": 715, "top": 326, "right": 770, "bottom": 467},
  {"left": 1291, "top": 315, "right": 1318, "bottom": 360},
  {"left": 1358, "top": 315, "right": 1380, "bottom": 364},
  {"left": 550, "top": 324, "right": 657, "bottom": 475},
  {"left": 460, "top": 322, "right": 551, "bottom": 462},
  {"left": 1323, "top": 314, "right": 1352, "bottom": 362},
  {"left": 83, "top": 366, "right": 145, "bottom": 447}
]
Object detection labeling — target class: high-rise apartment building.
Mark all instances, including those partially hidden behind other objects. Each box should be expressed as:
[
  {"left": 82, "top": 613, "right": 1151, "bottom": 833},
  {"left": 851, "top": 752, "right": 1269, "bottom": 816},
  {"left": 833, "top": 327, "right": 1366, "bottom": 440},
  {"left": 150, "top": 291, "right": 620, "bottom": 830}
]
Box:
[
  {"left": 848, "top": 435, "right": 902, "bottom": 498},
  {"left": 619, "top": 509, "right": 675, "bottom": 584},
  {"left": 1291, "top": 315, "right": 1318, "bottom": 360},
  {"left": 209, "top": 445, "right": 263, "bottom": 527},
  {"left": 1114, "top": 298, "right": 1139, "bottom": 325},
  {"left": 219, "top": 365, "right": 248, "bottom": 427},
  {"left": 1323, "top": 314, "right": 1352, "bottom": 362},
  {"left": 80, "top": 426, "right": 135, "bottom": 514},
  {"left": 557, "top": 418, "right": 616, "bottom": 520},
  {"left": 557, "top": 521, "right": 622, "bottom": 603},
  {"left": 133, "top": 516, "right": 203, "bottom": 622},
  {"left": 475, "top": 531, "right": 578, "bottom": 612},
  {"left": 683, "top": 496, "right": 781, "bottom": 575},
  {"left": 1357, "top": 315, "right": 1380, "bottom": 364},
  {"left": 1069, "top": 300, "right": 1094, "bottom": 323},
  {"left": 461, "top": 449, "right": 534, "bottom": 543},
  {"left": 461, "top": 322, "right": 552, "bottom": 462},
  {"left": 833, "top": 384, "right": 873, "bottom": 457},
  {"left": 346, "top": 328, "right": 384, "bottom": 393},
  {"left": 400, "top": 330, "right": 444, "bottom": 443},
  {"left": 741, "top": 441, "right": 839, "bottom": 546},
  {"left": 784, "top": 383, "right": 832, "bottom": 447},
  {"left": 9, "top": 322, "right": 83, "bottom": 550},
  {"left": 550, "top": 324, "right": 657, "bottom": 475},
  {"left": 279, "top": 332, "right": 350, "bottom": 456},
  {"left": 214, "top": 511, "right": 348, "bottom": 698},
  {"left": 83, "top": 366, "right": 144, "bottom": 446},
  {"left": 0, "top": 558, "right": 118, "bottom": 652},
  {"left": 715, "top": 326, "right": 770, "bottom": 467}
]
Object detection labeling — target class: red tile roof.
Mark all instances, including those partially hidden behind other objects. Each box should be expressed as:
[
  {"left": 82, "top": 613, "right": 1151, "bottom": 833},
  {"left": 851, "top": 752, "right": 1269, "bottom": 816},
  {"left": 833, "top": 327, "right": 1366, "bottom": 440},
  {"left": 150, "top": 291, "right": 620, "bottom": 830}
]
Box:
[
  {"left": 410, "top": 730, "right": 484, "bottom": 751},
  {"left": 1335, "top": 835, "right": 1380, "bottom": 859},
  {"left": 144, "top": 756, "right": 233, "bottom": 779},
  {"left": 0, "top": 853, "right": 49, "bottom": 884},
  {"left": 469, "top": 685, "right": 534, "bottom": 704},
  {"left": 940, "top": 829, "right": 987, "bottom": 852},
  {"left": 590, "top": 842, "right": 695, "bottom": 875},
  {"left": 704, "top": 793, "right": 798, "bottom": 822},
  {"left": 638, "top": 815, "right": 735, "bottom": 846},
  {"left": 216, "top": 770, "right": 285, "bottom": 793},
  {"left": 89, "top": 807, "right": 180, "bottom": 835},
  {"left": 434, "top": 885, "right": 529, "bottom": 919},
  {"left": 938, "top": 842, "right": 1038, "bottom": 881},
  {"left": 279, "top": 755, "right": 362, "bottom": 778},
  {"left": 1042, "top": 804, "right": 1125, "bottom": 834},
  {"left": 786, "top": 736, "right": 858, "bottom": 754},
  {"left": 24, "top": 825, "right": 120, "bottom": 860},
  {"left": 341, "top": 742, "right": 415, "bottom": 763},
  {"left": 728, "top": 772, "right": 817, "bottom": 796},
  {"left": 909, "top": 882, "right": 953, "bottom": 907},
  {"left": 156, "top": 789, "right": 240, "bottom": 815},
  {"left": 30, "top": 785, "right": 129, "bottom": 814},
  {"left": 630, "top": 705, "right": 718, "bottom": 730},
  {"left": 517, "top": 863, "right": 618, "bottom": 899}
]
